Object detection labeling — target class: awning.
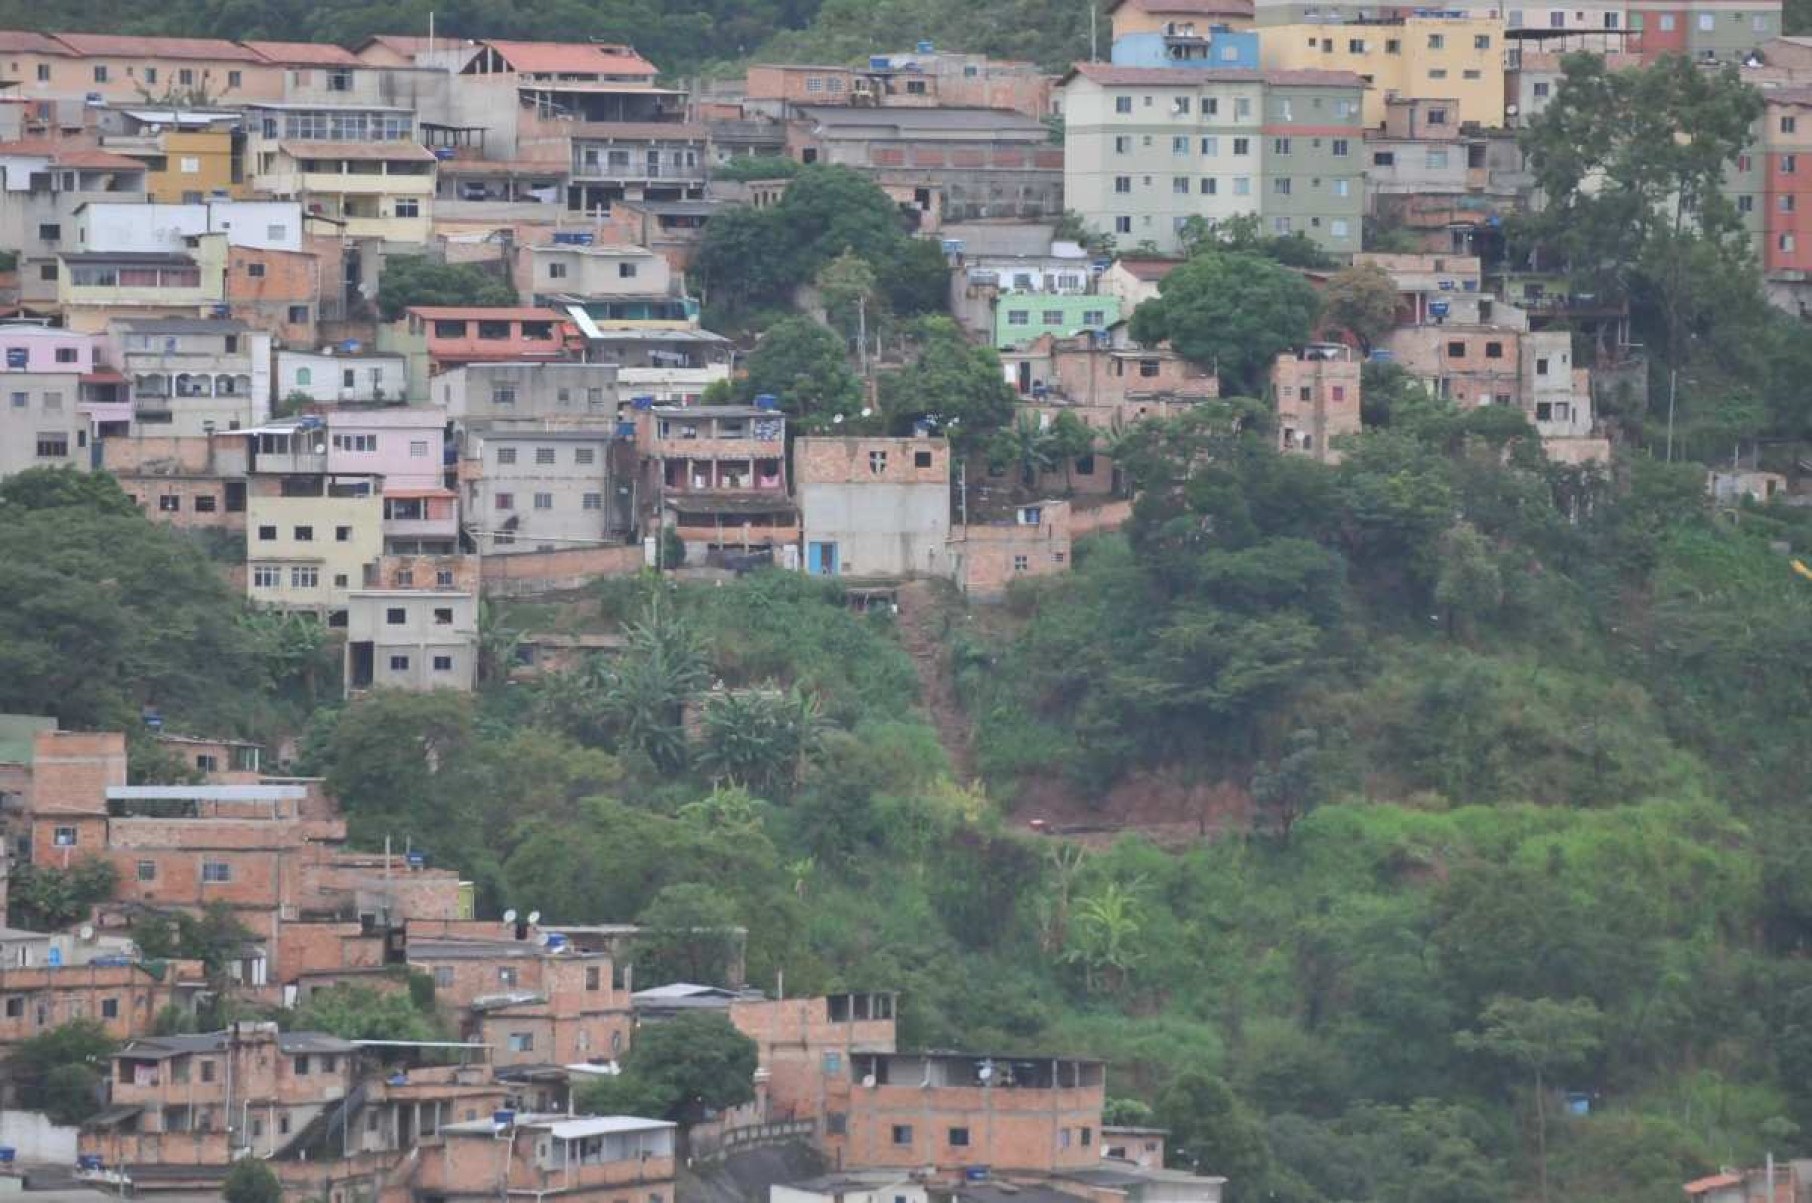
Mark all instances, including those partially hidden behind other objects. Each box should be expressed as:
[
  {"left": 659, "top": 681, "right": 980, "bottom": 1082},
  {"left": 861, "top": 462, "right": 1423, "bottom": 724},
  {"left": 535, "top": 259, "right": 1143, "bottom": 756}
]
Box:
[{"left": 84, "top": 1104, "right": 143, "bottom": 1128}]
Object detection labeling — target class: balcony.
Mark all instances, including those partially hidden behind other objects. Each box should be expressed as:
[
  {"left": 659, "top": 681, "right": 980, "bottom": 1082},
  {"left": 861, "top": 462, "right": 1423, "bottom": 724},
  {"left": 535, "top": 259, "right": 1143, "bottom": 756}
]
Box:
[{"left": 382, "top": 493, "right": 459, "bottom": 541}]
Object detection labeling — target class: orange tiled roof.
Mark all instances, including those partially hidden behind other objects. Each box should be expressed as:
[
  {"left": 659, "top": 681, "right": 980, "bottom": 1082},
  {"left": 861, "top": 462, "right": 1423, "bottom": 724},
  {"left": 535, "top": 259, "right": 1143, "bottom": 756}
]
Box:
[
  {"left": 50, "top": 32, "right": 266, "bottom": 61},
  {"left": 481, "top": 39, "right": 658, "bottom": 77}
]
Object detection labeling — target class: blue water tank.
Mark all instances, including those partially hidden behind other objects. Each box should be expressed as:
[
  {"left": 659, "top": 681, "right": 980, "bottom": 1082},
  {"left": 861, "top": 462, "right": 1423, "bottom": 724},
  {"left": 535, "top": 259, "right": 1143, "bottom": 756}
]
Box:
[
  {"left": 546, "top": 932, "right": 568, "bottom": 952},
  {"left": 77, "top": 1155, "right": 103, "bottom": 1172},
  {"left": 493, "top": 1110, "right": 516, "bottom": 1128},
  {"left": 1369, "top": 349, "right": 1394, "bottom": 363},
  {"left": 916, "top": 39, "right": 934, "bottom": 53},
  {"left": 754, "top": 393, "right": 780, "bottom": 410},
  {"left": 1428, "top": 299, "right": 1451, "bottom": 319},
  {"left": 869, "top": 55, "right": 891, "bottom": 69},
  {"left": 964, "top": 1167, "right": 989, "bottom": 1181},
  {"left": 0, "top": 1147, "right": 17, "bottom": 1164},
  {"left": 434, "top": 147, "right": 455, "bottom": 160},
  {"left": 631, "top": 395, "right": 656, "bottom": 410},
  {"left": 406, "top": 851, "right": 426, "bottom": 869}
]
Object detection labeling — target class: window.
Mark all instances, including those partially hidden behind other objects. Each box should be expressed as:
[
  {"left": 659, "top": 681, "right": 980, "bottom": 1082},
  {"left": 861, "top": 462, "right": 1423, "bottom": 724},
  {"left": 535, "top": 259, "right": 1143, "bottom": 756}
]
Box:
[
  {"left": 1274, "top": 177, "right": 1292, "bottom": 195},
  {"left": 1201, "top": 136, "right": 1219, "bottom": 155},
  {"left": 35, "top": 433, "right": 68, "bottom": 459},
  {"left": 394, "top": 199, "right": 420, "bottom": 218},
  {"left": 1172, "top": 96, "right": 1190, "bottom": 114},
  {"left": 178, "top": 68, "right": 194, "bottom": 85},
  {"left": 1014, "top": 554, "right": 1029, "bottom": 572},
  {"left": 389, "top": 655, "right": 411, "bottom": 671},
  {"left": 495, "top": 493, "right": 515, "bottom": 510},
  {"left": 1114, "top": 175, "right": 1132, "bottom": 194},
  {"left": 1082, "top": 309, "right": 1105, "bottom": 326},
  {"left": 1173, "top": 176, "right": 1190, "bottom": 194},
  {"left": 288, "top": 306, "right": 309, "bottom": 324},
  {"left": 1332, "top": 138, "right": 1349, "bottom": 157},
  {"left": 293, "top": 525, "right": 314, "bottom": 542},
  {"left": 1115, "top": 95, "right": 1133, "bottom": 113},
  {"left": 1699, "top": 11, "right": 1714, "bottom": 28},
  {"left": 1785, "top": 195, "right": 1798, "bottom": 214},
  {"left": 1059, "top": 1129, "right": 1073, "bottom": 1149},
  {"left": 1200, "top": 177, "right": 1218, "bottom": 195},
  {"left": 137, "top": 860, "right": 157, "bottom": 882},
  {"left": 38, "top": 264, "right": 55, "bottom": 282},
  {"left": 436, "top": 569, "right": 455, "bottom": 588},
  {"left": 158, "top": 495, "right": 181, "bottom": 513},
  {"left": 892, "top": 1125, "right": 914, "bottom": 1146},
  {"left": 1785, "top": 155, "right": 1799, "bottom": 175},
  {"left": 1463, "top": 68, "right": 1481, "bottom": 79},
  {"left": 1485, "top": 341, "right": 1504, "bottom": 359},
  {"left": 1334, "top": 179, "right": 1350, "bottom": 198},
  {"left": 617, "top": 261, "right": 638, "bottom": 279},
  {"left": 1427, "top": 149, "right": 1450, "bottom": 169},
  {"left": 1659, "top": 12, "right": 1675, "bottom": 28},
  {"left": 1427, "top": 32, "right": 1445, "bottom": 47},
  {"left": 1082, "top": 1128, "right": 1093, "bottom": 1147},
  {"left": 496, "top": 446, "right": 518, "bottom": 466},
  {"left": 870, "top": 449, "right": 889, "bottom": 474},
  {"left": 1740, "top": 194, "right": 1755, "bottom": 213},
  {"left": 293, "top": 1056, "right": 311, "bottom": 1076},
  {"left": 949, "top": 1128, "right": 971, "bottom": 1147},
  {"left": 1273, "top": 137, "right": 1292, "bottom": 155},
  {"left": 533, "top": 492, "right": 554, "bottom": 510},
  {"left": 432, "top": 607, "right": 454, "bottom": 626},
  {"left": 433, "top": 655, "right": 454, "bottom": 672},
  {"left": 1007, "top": 310, "right": 1030, "bottom": 326},
  {"left": 1374, "top": 150, "right": 1397, "bottom": 167},
  {"left": 535, "top": 446, "right": 557, "bottom": 465},
  {"left": 1233, "top": 176, "right": 1251, "bottom": 196},
  {"left": 52, "top": 826, "right": 76, "bottom": 848},
  {"left": 1232, "top": 137, "right": 1250, "bottom": 155},
  {"left": 1043, "top": 310, "right": 1064, "bottom": 326},
  {"left": 202, "top": 861, "right": 232, "bottom": 883},
  {"left": 1783, "top": 233, "right": 1799, "bottom": 253},
  {"left": 93, "top": 65, "right": 108, "bottom": 83},
  {"left": 228, "top": 70, "right": 242, "bottom": 87},
  {"left": 253, "top": 565, "right": 280, "bottom": 588},
  {"left": 574, "top": 447, "right": 596, "bottom": 465},
  {"left": 1115, "top": 216, "right": 1132, "bottom": 233},
  {"left": 382, "top": 607, "right": 407, "bottom": 626},
  {"left": 1536, "top": 357, "right": 1551, "bottom": 375}
]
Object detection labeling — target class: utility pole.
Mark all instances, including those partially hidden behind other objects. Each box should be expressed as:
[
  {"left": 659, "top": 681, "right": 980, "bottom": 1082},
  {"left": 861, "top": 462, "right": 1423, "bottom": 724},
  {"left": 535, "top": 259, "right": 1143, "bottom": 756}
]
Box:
[
  {"left": 857, "top": 294, "right": 868, "bottom": 379},
  {"left": 1090, "top": 2, "right": 1099, "bottom": 62}
]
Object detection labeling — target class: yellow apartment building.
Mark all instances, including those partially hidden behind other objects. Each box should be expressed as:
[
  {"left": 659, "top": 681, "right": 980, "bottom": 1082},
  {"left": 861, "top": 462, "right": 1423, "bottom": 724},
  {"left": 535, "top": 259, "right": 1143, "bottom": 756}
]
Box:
[
  {"left": 246, "top": 485, "right": 384, "bottom": 616},
  {"left": 1258, "top": 15, "right": 1505, "bottom": 128},
  {"left": 56, "top": 233, "right": 229, "bottom": 334}
]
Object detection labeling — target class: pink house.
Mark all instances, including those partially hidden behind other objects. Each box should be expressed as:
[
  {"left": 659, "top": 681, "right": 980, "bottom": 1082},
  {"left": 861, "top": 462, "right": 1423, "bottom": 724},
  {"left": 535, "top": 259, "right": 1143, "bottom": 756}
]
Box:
[
  {"left": 323, "top": 406, "right": 447, "bottom": 491},
  {"left": 0, "top": 322, "right": 97, "bottom": 373}
]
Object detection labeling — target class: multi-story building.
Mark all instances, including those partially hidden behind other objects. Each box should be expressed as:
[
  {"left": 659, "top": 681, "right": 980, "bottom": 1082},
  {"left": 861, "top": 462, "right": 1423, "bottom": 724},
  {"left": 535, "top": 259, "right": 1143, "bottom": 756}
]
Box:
[
  {"left": 243, "top": 420, "right": 384, "bottom": 616},
  {"left": 110, "top": 318, "right": 271, "bottom": 435},
  {"left": 1271, "top": 343, "right": 1360, "bottom": 462},
  {"left": 464, "top": 429, "right": 626, "bottom": 555},
  {"left": 277, "top": 349, "right": 409, "bottom": 403},
  {"left": 797, "top": 437, "right": 953, "bottom": 579},
  {"left": 0, "top": 143, "right": 149, "bottom": 305},
  {"left": 1060, "top": 63, "right": 1365, "bottom": 254},
  {"left": 731, "top": 992, "right": 899, "bottom": 1125},
  {"left": 575, "top": 327, "right": 731, "bottom": 404},
  {"left": 0, "top": 321, "right": 97, "bottom": 478},
  {"left": 57, "top": 236, "right": 231, "bottom": 334},
  {"left": 995, "top": 294, "right": 1123, "bottom": 350},
  {"left": 344, "top": 589, "right": 478, "bottom": 694},
  {"left": 600, "top": 198, "right": 719, "bottom": 271},
  {"left": 95, "top": 110, "right": 245, "bottom": 204},
  {"left": 82, "top": 1025, "right": 358, "bottom": 1183},
  {"left": 948, "top": 500, "right": 1075, "bottom": 598},
  {"left": 566, "top": 124, "right": 710, "bottom": 214},
  {"left": 436, "top": 361, "right": 622, "bottom": 429},
  {"left": 1259, "top": 15, "right": 1505, "bottom": 128},
  {"left": 1109, "top": 0, "right": 1258, "bottom": 42},
  {"left": 414, "top": 1113, "right": 677, "bottom": 1203},
  {"left": 518, "top": 242, "right": 673, "bottom": 304},
  {"left": 831, "top": 1052, "right": 1107, "bottom": 1177},
  {"left": 253, "top": 137, "right": 436, "bottom": 243},
  {"left": 786, "top": 105, "right": 1063, "bottom": 228},
  {"left": 405, "top": 925, "right": 633, "bottom": 1068},
  {"left": 744, "top": 51, "right": 1057, "bottom": 121},
  {"left": 382, "top": 307, "right": 574, "bottom": 382},
  {"left": 638, "top": 401, "right": 795, "bottom": 562},
  {"left": 0, "top": 34, "right": 281, "bottom": 106},
  {"left": 0, "top": 957, "right": 204, "bottom": 1053},
  {"left": 104, "top": 432, "right": 250, "bottom": 530}
]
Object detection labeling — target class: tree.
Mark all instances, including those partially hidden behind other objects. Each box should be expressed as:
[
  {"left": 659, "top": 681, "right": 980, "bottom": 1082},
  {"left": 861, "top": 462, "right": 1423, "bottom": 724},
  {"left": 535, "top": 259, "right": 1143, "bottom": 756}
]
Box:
[
  {"left": 695, "top": 204, "right": 796, "bottom": 312},
  {"left": 9, "top": 858, "right": 118, "bottom": 930},
  {"left": 1048, "top": 411, "right": 1098, "bottom": 490},
  {"left": 816, "top": 249, "right": 882, "bottom": 343},
  {"left": 879, "top": 317, "right": 1017, "bottom": 448},
  {"left": 601, "top": 599, "right": 710, "bottom": 771},
  {"left": 777, "top": 165, "right": 908, "bottom": 277},
  {"left": 375, "top": 255, "right": 516, "bottom": 321},
  {"left": 1458, "top": 996, "right": 1603, "bottom": 1203},
  {"left": 222, "top": 1157, "right": 283, "bottom": 1203},
  {"left": 582, "top": 1012, "right": 757, "bottom": 1126},
  {"left": 1157, "top": 1071, "right": 1273, "bottom": 1202},
  {"left": 988, "top": 413, "right": 1060, "bottom": 490},
  {"left": 10, "top": 1020, "right": 114, "bottom": 1124},
  {"left": 291, "top": 983, "right": 443, "bottom": 1042},
  {"left": 0, "top": 467, "right": 139, "bottom": 518},
  {"left": 1322, "top": 262, "right": 1399, "bottom": 352},
  {"left": 1062, "top": 879, "right": 1147, "bottom": 994},
  {"left": 634, "top": 883, "right": 744, "bottom": 986},
  {"left": 1128, "top": 250, "right": 1322, "bottom": 395},
  {"left": 736, "top": 316, "right": 863, "bottom": 428},
  {"left": 694, "top": 686, "right": 825, "bottom": 794}
]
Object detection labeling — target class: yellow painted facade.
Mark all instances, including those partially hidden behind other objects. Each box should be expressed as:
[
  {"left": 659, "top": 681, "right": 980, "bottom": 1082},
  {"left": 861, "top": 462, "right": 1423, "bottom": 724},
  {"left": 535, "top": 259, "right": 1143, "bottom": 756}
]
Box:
[
  {"left": 144, "top": 131, "right": 242, "bottom": 203},
  {"left": 246, "top": 491, "right": 385, "bottom": 613},
  {"left": 1257, "top": 16, "right": 1505, "bottom": 128}
]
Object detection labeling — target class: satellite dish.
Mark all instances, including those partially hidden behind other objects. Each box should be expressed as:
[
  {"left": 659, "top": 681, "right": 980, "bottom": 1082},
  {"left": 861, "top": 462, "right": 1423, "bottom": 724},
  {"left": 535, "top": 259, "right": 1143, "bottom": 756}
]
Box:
[
  {"left": 832, "top": 413, "right": 845, "bottom": 424},
  {"left": 527, "top": 911, "right": 541, "bottom": 925},
  {"left": 861, "top": 407, "right": 873, "bottom": 417},
  {"left": 79, "top": 924, "right": 95, "bottom": 941},
  {"left": 502, "top": 909, "right": 518, "bottom": 924}
]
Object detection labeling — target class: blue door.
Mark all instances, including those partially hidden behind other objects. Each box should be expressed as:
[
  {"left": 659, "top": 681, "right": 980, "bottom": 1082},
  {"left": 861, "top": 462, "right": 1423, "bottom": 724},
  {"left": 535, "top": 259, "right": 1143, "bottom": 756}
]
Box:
[{"left": 807, "top": 541, "right": 839, "bottom": 575}]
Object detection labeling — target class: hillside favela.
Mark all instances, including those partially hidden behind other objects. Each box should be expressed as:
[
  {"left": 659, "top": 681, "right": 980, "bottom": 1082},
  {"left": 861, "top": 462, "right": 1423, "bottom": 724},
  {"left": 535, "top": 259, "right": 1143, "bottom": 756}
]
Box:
[{"left": 0, "top": 0, "right": 1805, "bottom": 1200}]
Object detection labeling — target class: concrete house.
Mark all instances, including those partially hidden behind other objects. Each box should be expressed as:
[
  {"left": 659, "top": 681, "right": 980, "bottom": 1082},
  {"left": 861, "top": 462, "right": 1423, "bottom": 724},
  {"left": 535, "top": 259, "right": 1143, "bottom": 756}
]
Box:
[
  {"left": 1271, "top": 343, "right": 1359, "bottom": 462},
  {"left": 344, "top": 589, "right": 478, "bottom": 693},
  {"left": 109, "top": 317, "right": 272, "bottom": 435},
  {"left": 797, "top": 436, "right": 953, "bottom": 579},
  {"left": 464, "top": 429, "right": 625, "bottom": 555}
]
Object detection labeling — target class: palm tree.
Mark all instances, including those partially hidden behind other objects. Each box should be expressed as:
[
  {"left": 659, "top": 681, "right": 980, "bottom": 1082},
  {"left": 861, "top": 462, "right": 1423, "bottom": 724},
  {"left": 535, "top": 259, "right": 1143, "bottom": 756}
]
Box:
[
  {"left": 1062, "top": 879, "right": 1147, "bottom": 994},
  {"left": 989, "top": 414, "right": 1060, "bottom": 491},
  {"left": 476, "top": 599, "right": 523, "bottom": 685},
  {"left": 601, "top": 597, "right": 708, "bottom": 770}
]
